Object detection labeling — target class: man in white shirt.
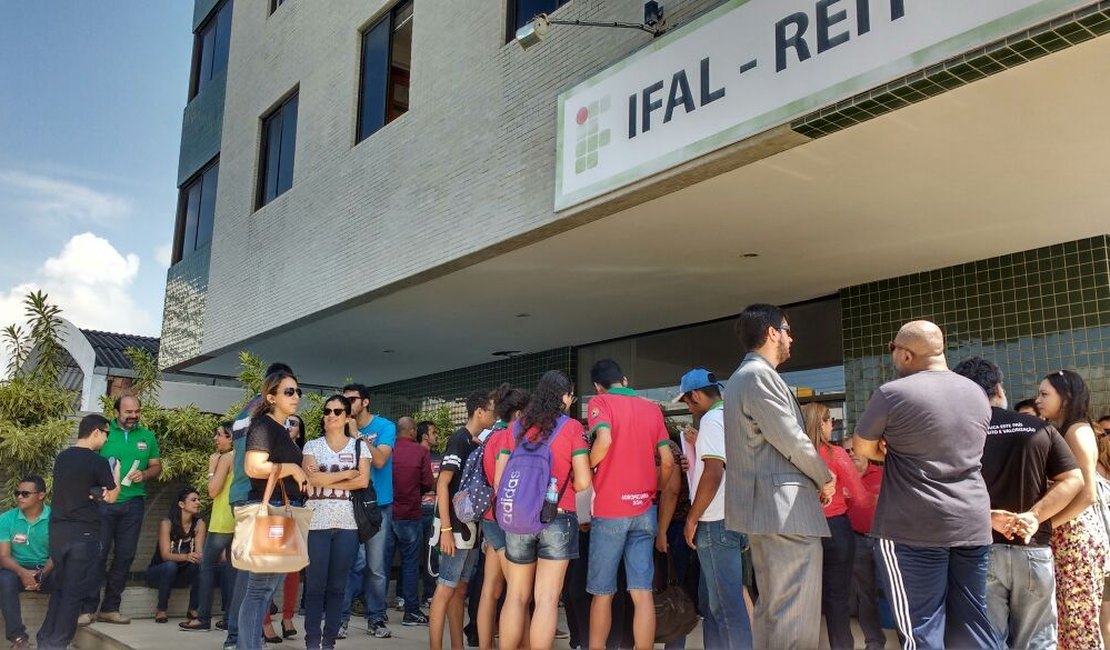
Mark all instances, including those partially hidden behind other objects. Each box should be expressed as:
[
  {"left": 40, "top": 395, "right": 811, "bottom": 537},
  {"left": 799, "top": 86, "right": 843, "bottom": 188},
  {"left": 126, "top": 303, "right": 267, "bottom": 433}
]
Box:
[{"left": 676, "top": 369, "right": 753, "bottom": 649}]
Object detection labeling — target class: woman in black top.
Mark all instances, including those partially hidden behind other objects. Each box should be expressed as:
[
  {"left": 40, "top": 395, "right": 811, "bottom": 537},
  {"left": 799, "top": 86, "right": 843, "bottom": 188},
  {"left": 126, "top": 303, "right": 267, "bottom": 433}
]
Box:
[
  {"left": 238, "top": 370, "right": 308, "bottom": 650},
  {"left": 146, "top": 487, "right": 207, "bottom": 623}
]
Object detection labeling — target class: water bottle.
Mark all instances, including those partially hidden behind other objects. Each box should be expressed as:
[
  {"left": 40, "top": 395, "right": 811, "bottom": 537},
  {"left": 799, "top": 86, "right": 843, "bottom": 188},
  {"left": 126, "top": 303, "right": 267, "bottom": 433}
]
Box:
[{"left": 540, "top": 476, "right": 559, "bottom": 524}]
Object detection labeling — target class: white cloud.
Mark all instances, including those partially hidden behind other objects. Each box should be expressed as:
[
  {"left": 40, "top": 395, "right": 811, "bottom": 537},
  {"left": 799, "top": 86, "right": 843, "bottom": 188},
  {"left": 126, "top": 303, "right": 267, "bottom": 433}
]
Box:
[
  {"left": 154, "top": 242, "right": 172, "bottom": 268},
  {"left": 0, "top": 233, "right": 154, "bottom": 374},
  {"left": 0, "top": 170, "right": 131, "bottom": 224}
]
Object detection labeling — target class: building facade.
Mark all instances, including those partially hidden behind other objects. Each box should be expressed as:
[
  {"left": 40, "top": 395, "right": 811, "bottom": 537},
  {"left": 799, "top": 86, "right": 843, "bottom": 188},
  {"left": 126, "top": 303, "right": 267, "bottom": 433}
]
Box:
[{"left": 163, "top": 0, "right": 1110, "bottom": 426}]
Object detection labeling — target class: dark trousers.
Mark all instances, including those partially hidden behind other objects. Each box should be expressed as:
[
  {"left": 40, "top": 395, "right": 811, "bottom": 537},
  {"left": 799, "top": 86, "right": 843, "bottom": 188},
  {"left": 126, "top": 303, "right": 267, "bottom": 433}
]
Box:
[
  {"left": 86, "top": 497, "right": 145, "bottom": 614},
  {"left": 874, "top": 539, "right": 1000, "bottom": 650},
  {"left": 393, "top": 518, "right": 423, "bottom": 614},
  {"left": 563, "top": 529, "right": 592, "bottom": 649},
  {"left": 851, "top": 534, "right": 886, "bottom": 650},
  {"left": 464, "top": 546, "right": 484, "bottom": 641},
  {"left": 419, "top": 506, "right": 437, "bottom": 600},
  {"left": 197, "top": 531, "right": 235, "bottom": 625},
  {"left": 304, "top": 529, "right": 359, "bottom": 649},
  {"left": 822, "top": 515, "right": 856, "bottom": 650},
  {"left": 144, "top": 561, "right": 199, "bottom": 611},
  {"left": 37, "top": 536, "right": 101, "bottom": 650},
  {"left": 1, "top": 566, "right": 53, "bottom": 641}
]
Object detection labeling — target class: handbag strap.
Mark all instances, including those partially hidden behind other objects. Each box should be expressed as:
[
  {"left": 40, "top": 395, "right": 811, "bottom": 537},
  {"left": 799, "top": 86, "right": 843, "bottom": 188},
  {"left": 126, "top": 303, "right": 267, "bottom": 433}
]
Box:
[{"left": 260, "top": 465, "right": 292, "bottom": 512}]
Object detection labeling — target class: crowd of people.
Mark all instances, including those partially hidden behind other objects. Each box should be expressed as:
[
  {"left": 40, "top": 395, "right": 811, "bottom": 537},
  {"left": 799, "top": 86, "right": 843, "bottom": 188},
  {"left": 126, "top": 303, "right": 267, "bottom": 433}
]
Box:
[{"left": 3, "top": 303, "right": 1110, "bottom": 650}]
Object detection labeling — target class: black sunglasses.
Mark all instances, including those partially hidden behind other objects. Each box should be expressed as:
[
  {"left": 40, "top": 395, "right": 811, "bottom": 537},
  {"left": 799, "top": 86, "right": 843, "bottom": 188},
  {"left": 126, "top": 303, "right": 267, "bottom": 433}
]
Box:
[
  {"left": 281, "top": 387, "right": 303, "bottom": 397},
  {"left": 14, "top": 490, "right": 38, "bottom": 499},
  {"left": 322, "top": 408, "right": 348, "bottom": 416}
]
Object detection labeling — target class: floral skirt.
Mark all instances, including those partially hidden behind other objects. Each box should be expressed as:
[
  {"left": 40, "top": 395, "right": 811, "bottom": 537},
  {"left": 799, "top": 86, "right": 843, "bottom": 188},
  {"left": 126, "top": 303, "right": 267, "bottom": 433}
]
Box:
[{"left": 1051, "top": 505, "right": 1109, "bottom": 650}]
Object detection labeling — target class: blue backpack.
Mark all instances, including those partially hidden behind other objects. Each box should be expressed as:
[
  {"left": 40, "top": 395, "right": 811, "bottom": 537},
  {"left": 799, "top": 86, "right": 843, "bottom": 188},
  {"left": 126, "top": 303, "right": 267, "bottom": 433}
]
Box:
[
  {"left": 495, "top": 416, "right": 569, "bottom": 535},
  {"left": 451, "top": 440, "right": 495, "bottom": 523}
]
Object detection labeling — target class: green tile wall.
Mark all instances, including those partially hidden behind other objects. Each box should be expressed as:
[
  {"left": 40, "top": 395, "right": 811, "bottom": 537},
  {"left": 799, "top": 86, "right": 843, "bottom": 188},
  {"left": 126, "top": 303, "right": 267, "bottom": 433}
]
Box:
[
  {"left": 842, "top": 236, "right": 1110, "bottom": 427},
  {"left": 366, "top": 347, "right": 576, "bottom": 426}
]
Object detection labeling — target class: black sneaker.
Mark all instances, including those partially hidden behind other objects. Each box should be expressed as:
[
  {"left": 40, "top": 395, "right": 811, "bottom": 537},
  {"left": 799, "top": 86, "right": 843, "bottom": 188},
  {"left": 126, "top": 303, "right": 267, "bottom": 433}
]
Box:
[
  {"left": 368, "top": 620, "right": 392, "bottom": 638},
  {"left": 402, "top": 610, "right": 429, "bottom": 626},
  {"left": 215, "top": 619, "right": 228, "bottom": 631}
]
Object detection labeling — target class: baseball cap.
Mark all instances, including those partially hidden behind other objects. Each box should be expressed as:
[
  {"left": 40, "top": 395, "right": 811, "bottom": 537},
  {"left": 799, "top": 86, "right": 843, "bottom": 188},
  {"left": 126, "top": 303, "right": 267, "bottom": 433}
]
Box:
[{"left": 672, "top": 368, "right": 722, "bottom": 403}]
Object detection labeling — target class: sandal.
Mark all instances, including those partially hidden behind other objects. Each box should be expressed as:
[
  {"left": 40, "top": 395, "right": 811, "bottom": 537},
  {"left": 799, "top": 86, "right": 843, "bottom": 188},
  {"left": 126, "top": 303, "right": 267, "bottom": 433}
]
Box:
[
  {"left": 155, "top": 611, "right": 168, "bottom": 624},
  {"left": 179, "top": 619, "right": 210, "bottom": 631},
  {"left": 281, "top": 619, "right": 297, "bottom": 639}
]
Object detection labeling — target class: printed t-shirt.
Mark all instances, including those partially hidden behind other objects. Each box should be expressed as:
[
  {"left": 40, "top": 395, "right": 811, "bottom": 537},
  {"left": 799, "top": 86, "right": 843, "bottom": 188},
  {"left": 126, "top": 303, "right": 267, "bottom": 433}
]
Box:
[
  {"left": 359, "top": 415, "right": 397, "bottom": 506},
  {"left": 0, "top": 505, "right": 51, "bottom": 567},
  {"left": 499, "top": 418, "right": 589, "bottom": 512},
  {"left": 99, "top": 420, "right": 160, "bottom": 503},
  {"left": 981, "top": 407, "right": 1077, "bottom": 546},
  {"left": 245, "top": 416, "right": 305, "bottom": 503},
  {"left": 441, "top": 427, "right": 480, "bottom": 545},
  {"left": 392, "top": 437, "right": 435, "bottom": 520},
  {"left": 149, "top": 517, "right": 199, "bottom": 566},
  {"left": 681, "top": 402, "right": 727, "bottom": 522},
  {"left": 229, "top": 394, "right": 263, "bottom": 505},
  {"left": 49, "top": 446, "right": 115, "bottom": 553},
  {"left": 587, "top": 387, "right": 670, "bottom": 518},
  {"left": 302, "top": 436, "right": 369, "bottom": 530},
  {"left": 820, "top": 444, "right": 874, "bottom": 519},
  {"left": 483, "top": 426, "right": 512, "bottom": 522},
  {"left": 856, "top": 370, "right": 992, "bottom": 547},
  {"left": 209, "top": 451, "right": 235, "bottom": 534},
  {"left": 847, "top": 464, "right": 883, "bottom": 534}
]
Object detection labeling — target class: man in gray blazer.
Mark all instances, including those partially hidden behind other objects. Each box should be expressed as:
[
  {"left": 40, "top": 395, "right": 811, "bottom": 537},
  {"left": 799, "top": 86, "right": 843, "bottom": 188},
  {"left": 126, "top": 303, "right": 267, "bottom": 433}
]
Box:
[{"left": 724, "top": 304, "right": 835, "bottom": 650}]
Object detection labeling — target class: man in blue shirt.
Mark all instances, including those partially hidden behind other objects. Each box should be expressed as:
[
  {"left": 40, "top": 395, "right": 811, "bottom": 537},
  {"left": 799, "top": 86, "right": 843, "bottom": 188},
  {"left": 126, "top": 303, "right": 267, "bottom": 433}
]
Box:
[
  {"left": 0, "top": 476, "right": 52, "bottom": 649},
  {"left": 340, "top": 383, "right": 397, "bottom": 639}
]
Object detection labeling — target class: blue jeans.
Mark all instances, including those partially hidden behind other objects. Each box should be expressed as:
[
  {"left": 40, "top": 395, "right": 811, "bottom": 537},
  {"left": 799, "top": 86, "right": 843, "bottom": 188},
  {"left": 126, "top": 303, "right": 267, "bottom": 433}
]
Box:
[
  {"left": 236, "top": 572, "right": 284, "bottom": 649},
  {"left": 505, "top": 512, "right": 580, "bottom": 563},
  {"left": 197, "top": 531, "right": 235, "bottom": 625},
  {"left": 587, "top": 505, "right": 657, "bottom": 595},
  {"left": 224, "top": 565, "right": 249, "bottom": 647},
  {"left": 393, "top": 518, "right": 423, "bottom": 614},
  {"left": 1, "top": 565, "right": 53, "bottom": 641},
  {"left": 86, "top": 497, "right": 145, "bottom": 613},
  {"left": 985, "top": 544, "right": 1056, "bottom": 650},
  {"left": 874, "top": 539, "right": 1000, "bottom": 650},
  {"left": 696, "top": 520, "right": 753, "bottom": 649},
  {"left": 144, "top": 561, "right": 199, "bottom": 611},
  {"left": 822, "top": 515, "right": 856, "bottom": 649},
  {"left": 362, "top": 503, "right": 393, "bottom": 624},
  {"left": 305, "top": 529, "right": 359, "bottom": 649},
  {"left": 37, "top": 535, "right": 101, "bottom": 650}
]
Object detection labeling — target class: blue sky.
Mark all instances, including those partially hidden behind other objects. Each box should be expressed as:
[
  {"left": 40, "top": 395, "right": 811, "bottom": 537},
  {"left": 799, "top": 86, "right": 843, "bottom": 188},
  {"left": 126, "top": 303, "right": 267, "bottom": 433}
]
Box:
[{"left": 0, "top": 2, "right": 193, "bottom": 347}]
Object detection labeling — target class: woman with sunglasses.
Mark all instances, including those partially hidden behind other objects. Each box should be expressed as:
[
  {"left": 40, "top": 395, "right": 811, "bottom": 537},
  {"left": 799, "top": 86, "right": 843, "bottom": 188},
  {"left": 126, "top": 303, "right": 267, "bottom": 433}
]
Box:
[
  {"left": 495, "top": 370, "right": 592, "bottom": 650},
  {"left": 239, "top": 371, "right": 308, "bottom": 650},
  {"left": 1037, "top": 369, "right": 1109, "bottom": 650},
  {"left": 181, "top": 422, "right": 236, "bottom": 632},
  {"left": 261, "top": 414, "right": 308, "bottom": 642},
  {"left": 299, "top": 395, "right": 371, "bottom": 650},
  {"left": 802, "top": 402, "right": 874, "bottom": 650}
]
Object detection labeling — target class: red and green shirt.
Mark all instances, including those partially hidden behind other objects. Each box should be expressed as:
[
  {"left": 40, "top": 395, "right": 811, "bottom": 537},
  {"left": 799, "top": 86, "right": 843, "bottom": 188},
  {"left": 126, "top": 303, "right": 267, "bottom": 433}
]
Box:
[
  {"left": 588, "top": 387, "right": 670, "bottom": 518},
  {"left": 499, "top": 419, "right": 588, "bottom": 513}
]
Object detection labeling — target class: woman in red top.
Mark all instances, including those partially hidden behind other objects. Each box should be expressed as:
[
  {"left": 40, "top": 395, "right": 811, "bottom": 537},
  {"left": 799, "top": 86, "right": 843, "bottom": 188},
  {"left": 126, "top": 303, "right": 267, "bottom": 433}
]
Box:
[
  {"left": 495, "top": 371, "right": 592, "bottom": 650},
  {"left": 802, "top": 402, "right": 875, "bottom": 650},
  {"left": 476, "top": 384, "right": 530, "bottom": 650}
]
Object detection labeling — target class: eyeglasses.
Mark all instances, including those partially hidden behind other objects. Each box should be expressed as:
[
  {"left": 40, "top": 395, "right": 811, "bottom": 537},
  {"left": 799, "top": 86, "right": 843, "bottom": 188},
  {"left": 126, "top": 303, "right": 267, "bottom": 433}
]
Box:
[
  {"left": 888, "top": 340, "right": 911, "bottom": 354},
  {"left": 281, "top": 387, "right": 303, "bottom": 398},
  {"left": 322, "top": 408, "right": 348, "bottom": 416},
  {"left": 779, "top": 323, "right": 791, "bottom": 333},
  {"left": 98, "top": 428, "right": 110, "bottom": 435},
  {"left": 14, "top": 491, "right": 38, "bottom": 499}
]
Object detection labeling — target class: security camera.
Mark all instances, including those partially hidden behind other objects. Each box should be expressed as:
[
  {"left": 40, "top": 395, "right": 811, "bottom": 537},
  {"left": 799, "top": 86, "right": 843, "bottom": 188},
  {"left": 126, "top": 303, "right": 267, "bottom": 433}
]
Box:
[{"left": 515, "top": 14, "right": 551, "bottom": 50}]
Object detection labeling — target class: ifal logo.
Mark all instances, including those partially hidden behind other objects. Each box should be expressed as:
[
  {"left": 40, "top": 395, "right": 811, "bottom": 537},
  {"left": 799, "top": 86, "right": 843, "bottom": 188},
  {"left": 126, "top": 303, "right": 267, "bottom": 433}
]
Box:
[{"left": 572, "top": 96, "right": 612, "bottom": 174}]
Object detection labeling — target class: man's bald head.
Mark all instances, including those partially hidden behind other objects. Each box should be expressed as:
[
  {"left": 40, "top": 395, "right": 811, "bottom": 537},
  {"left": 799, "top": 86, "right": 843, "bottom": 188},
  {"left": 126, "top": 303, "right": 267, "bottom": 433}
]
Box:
[
  {"left": 397, "top": 416, "right": 416, "bottom": 439},
  {"left": 891, "top": 320, "right": 948, "bottom": 376}
]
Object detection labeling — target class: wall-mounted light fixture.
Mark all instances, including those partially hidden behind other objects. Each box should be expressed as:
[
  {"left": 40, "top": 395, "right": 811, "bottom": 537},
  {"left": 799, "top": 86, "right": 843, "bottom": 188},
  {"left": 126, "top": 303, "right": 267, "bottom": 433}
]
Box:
[{"left": 516, "top": 1, "right": 664, "bottom": 50}]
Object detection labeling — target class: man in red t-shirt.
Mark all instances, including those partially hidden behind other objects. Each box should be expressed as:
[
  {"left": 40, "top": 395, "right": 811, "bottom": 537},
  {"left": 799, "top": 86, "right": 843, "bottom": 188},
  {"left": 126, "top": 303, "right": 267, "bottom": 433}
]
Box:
[{"left": 585, "top": 359, "right": 672, "bottom": 650}]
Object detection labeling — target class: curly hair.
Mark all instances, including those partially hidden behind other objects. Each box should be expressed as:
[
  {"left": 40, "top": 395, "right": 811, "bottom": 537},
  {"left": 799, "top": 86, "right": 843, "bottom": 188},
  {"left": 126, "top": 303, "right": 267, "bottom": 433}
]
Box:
[{"left": 519, "top": 370, "right": 574, "bottom": 443}]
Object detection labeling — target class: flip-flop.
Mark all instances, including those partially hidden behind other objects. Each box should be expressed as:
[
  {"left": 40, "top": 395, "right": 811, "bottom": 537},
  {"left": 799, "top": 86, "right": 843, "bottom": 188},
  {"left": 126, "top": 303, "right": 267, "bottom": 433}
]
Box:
[{"left": 155, "top": 613, "right": 168, "bottom": 624}]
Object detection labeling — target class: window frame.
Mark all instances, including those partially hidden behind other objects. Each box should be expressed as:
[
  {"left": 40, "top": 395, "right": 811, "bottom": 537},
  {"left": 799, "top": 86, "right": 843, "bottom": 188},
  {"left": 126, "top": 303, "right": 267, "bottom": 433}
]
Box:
[
  {"left": 255, "top": 90, "right": 300, "bottom": 210},
  {"left": 356, "top": 0, "right": 413, "bottom": 144},
  {"left": 269, "top": 0, "right": 287, "bottom": 15},
  {"left": 506, "top": 0, "right": 570, "bottom": 43},
  {"left": 189, "top": 0, "right": 233, "bottom": 100},
  {"left": 172, "top": 157, "right": 220, "bottom": 265}
]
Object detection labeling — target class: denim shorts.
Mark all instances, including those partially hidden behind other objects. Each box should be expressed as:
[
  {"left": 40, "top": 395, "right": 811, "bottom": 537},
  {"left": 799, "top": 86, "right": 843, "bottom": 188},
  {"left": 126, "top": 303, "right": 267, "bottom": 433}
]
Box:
[
  {"left": 587, "top": 505, "right": 657, "bottom": 595},
  {"left": 504, "top": 512, "right": 579, "bottom": 564},
  {"left": 482, "top": 520, "right": 507, "bottom": 552},
  {"left": 437, "top": 545, "right": 478, "bottom": 588}
]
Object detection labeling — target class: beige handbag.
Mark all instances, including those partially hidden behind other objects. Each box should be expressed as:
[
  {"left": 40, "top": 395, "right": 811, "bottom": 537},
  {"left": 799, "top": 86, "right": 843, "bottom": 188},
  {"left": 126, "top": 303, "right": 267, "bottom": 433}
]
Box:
[{"left": 230, "top": 468, "right": 312, "bottom": 573}]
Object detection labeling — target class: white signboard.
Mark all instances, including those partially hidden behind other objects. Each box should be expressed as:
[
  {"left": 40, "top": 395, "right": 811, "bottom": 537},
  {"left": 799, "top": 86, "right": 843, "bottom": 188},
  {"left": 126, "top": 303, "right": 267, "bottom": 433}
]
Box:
[{"left": 555, "top": 0, "right": 1093, "bottom": 210}]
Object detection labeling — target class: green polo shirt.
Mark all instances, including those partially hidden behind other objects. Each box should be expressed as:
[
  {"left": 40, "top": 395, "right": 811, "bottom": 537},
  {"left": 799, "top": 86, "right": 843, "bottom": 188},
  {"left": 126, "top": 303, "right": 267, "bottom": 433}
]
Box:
[
  {"left": 0, "top": 506, "right": 51, "bottom": 567},
  {"left": 99, "top": 419, "right": 160, "bottom": 503}
]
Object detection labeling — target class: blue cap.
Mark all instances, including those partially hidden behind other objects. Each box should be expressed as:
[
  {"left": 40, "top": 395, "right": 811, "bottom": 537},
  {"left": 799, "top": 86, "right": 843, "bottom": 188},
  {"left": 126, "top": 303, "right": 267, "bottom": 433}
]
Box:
[{"left": 673, "top": 368, "right": 722, "bottom": 402}]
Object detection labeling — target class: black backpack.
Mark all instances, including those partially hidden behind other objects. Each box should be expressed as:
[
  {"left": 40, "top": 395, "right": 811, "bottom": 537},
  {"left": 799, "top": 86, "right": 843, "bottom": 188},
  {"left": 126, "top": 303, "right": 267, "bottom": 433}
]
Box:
[{"left": 351, "top": 440, "right": 383, "bottom": 542}]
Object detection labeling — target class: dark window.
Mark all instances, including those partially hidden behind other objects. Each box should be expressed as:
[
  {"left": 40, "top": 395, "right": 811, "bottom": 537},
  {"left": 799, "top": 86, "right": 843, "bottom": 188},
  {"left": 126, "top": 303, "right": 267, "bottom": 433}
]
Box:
[
  {"left": 270, "top": 0, "right": 287, "bottom": 14},
  {"left": 507, "top": 0, "right": 570, "bottom": 41},
  {"left": 357, "top": 1, "right": 413, "bottom": 143},
  {"left": 190, "top": 0, "right": 233, "bottom": 99},
  {"left": 173, "top": 160, "right": 219, "bottom": 263},
  {"left": 257, "top": 92, "right": 299, "bottom": 208}
]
